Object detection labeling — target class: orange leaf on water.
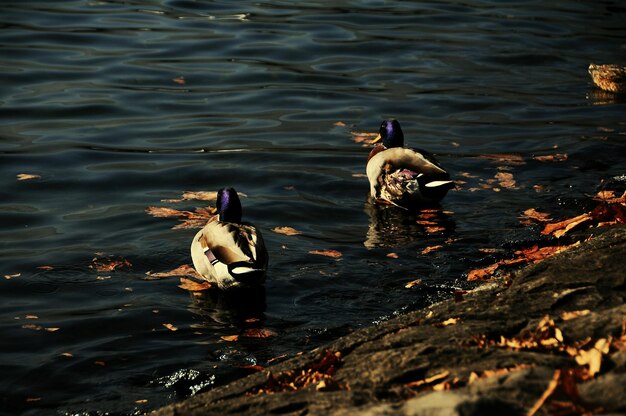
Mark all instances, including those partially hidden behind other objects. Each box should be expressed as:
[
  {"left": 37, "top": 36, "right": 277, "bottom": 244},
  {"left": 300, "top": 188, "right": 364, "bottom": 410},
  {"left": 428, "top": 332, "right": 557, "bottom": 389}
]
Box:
[
  {"left": 521, "top": 208, "right": 552, "bottom": 222},
  {"left": 271, "top": 226, "right": 301, "bottom": 236},
  {"left": 405, "top": 278, "right": 422, "bottom": 288},
  {"left": 221, "top": 335, "right": 239, "bottom": 342},
  {"left": 243, "top": 328, "right": 277, "bottom": 338},
  {"left": 145, "top": 206, "right": 187, "bottom": 218},
  {"left": 17, "top": 173, "right": 41, "bottom": 181},
  {"left": 163, "top": 323, "right": 178, "bottom": 332},
  {"left": 309, "top": 249, "right": 342, "bottom": 258},
  {"left": 476, "top": 154, "right": 525, "bottom": 165},
  {"left": 495, "top": 171, "right": 517, "bottom": 189},
  {"left": 172, "top": 76, "right": 186, "bottom": 85},
  {"left": 421, "top": 245, "right": 443, "bottom": 255},
  {"left": 386, "top": 252, "right": 399, "bottom": 259},
  {"left": 4, "top": 273, "right": 21, "bottom": 279},
  {"left": 350, "top": 131, "right": 378, "bottom": 145},
  {"left": 145, "top": 265, "right": 201, "bottom": 280},
  {"left": 534, "top": 153, "right": 568, "bottom": 162},
  {"left": 90, "top": 256, "right": 132, "bottom": 272},
  {"left": 334, "top": 121, "right": 346, "bottom": 127},
  {"left": 178, "top": 277, "right": 212, "bottom": 291}
]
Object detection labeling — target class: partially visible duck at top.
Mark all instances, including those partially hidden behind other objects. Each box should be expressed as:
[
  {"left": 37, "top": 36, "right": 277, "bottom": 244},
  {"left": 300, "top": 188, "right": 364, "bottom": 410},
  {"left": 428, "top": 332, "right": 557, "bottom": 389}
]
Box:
[
  {"left": 366, "top": 119, "right": 454, "bottom": 208},
  {"left": 190, "top": 187, "right": 268, "bottom": 290}
]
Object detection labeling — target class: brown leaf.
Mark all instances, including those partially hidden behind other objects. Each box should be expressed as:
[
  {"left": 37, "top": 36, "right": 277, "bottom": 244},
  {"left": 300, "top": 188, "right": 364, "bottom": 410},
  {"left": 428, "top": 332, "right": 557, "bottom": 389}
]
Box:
[
  {"left": 495, "top": 172, "right": 517, "bottom": 189},
  {"left": 61, "top": 352, "right": 73, "bottom": 357},
  {"left": 145, "top": 265, "right": 201, "bottom": 280},
  {"left": 467, "top": 263, "right": 499, "bottom": 281},
  {"left": 178, "top": 277, "right": 212, "bottom": 291},
  {"left": 163, "top": 323, "right": 178, "bottom": 331},
  {"left": 25, "top": 315, "right": 39, "bottom": 319},
  {"left": 521, "top": 208, "right": 552, "bottom": 222},
  {"left": 146, "top": 206, "right": 188, "bottom": 218},
  {"left": 534, "top": 153, "right": 568, "bottom": 162},
  {"left": 240, "top": 365, "right": 265, "bottom": 372},
  {"left": 135, "top": 399, "right": 148, "bottom": 404},
  {"left": 541, "top": 213, "right": 593, "bottom": 237},
  {"left": 22, "top": 324, "right": 44, "bottom": 331},
  {"left": 405, "top": 278, "right": 422, "bottom": 289},
  {"left": 476, "top": 154, "right": 525, "bottom": 165},
  {"left": 271, "top": 226, "right": 301, "bottom": 236},
  {"left": 17, "top": 173, "right": 41, "bottom": 181},
  {"left": 386, "top": 252, "right": 399, "bottom": 259},
  {"left": 94, "top": 361, "right": 106, "bottom": 366},
  {"left": 560, "top": 310, "right": 591, "bottom": 321},
  {"left": 309, "top": 249, "right": 342, "bottom": 258},
  {"left": 221, "top": 335, "right": 239, "bottom": 342},
  {"left": 4, "top": 273, "right": 21, "bottom": 279},
  {"left": 527, "top": 369, "right": 561, "bottom": 416},
  {"left": 334, "top": 121, "right": 346, "bottom": 127},
  {"left": 424, "top": 226, "right": 446, "bottom": 234},
  {"left": 242, "top": 328, "right": 277, "bottom": 339},
  {"left": 172, "top": 76, "right": 186, "bottom": 85},
  {"left": 181, "top": 191, "right": 218, "bottom": 201},
  {"left": 350, "top": 131, "right": 378, "bottom": 145},
  {"left": 421, "top": 245, "right": 443, "bottom": 255},
  {"left": 90, "top": 257, "right": 132, "bottom": 272},
  {"left": 514, "top": 244, "right": 576, "bottom": 262},
  {"left": 37, "top": 265, "right": 54, "bottom": 271}
]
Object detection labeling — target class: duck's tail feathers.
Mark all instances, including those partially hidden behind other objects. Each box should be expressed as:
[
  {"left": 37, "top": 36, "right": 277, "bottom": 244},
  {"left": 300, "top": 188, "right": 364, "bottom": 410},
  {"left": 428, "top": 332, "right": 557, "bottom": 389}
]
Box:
[{"left": 227, "top": 261, "right": 267, "bottom": 283}]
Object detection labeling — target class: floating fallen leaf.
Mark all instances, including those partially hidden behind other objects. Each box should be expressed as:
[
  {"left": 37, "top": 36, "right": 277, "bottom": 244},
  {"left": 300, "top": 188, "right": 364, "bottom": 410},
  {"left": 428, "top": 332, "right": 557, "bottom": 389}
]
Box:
[
  {"left": 45, "top": 327, "right": 60, "bottom": 332},
  {"left": 421, "top": 245, "right": 443, "bottom": 255},
  {"left": 271, "top": 226, "right": 301, "bottom": 236},
  {"left": 309, "top": 249, "right": 342, "bottom": 258},
  {"left": 350, "top": 131, "right": 378, "bottom": 145},
  {"left": 4, "top": 273, "right": 21, "bottom": 279},
  {"left": 334, "top": 121, "right": 346, "bottom": 127},
  {"left": 541, "top": 213, "right": 592, "bottom": 238},
  {"left": 25, "top": 397, "right": 41, "bottom": 402},
  {"left": 25, "top": 315, "right": 39, "bottom": 319},
  {"left": 36, "top": 265, "right": 54, "bottom": 271},
  {"left": 476, "top": 154, "right": 525, "bottom": 165},
  {"left": 22, "top": 324, "right": 44, "bottom": 331},
  {"left": 424, "top": 226, "right": 446, "bottom": 234},
  {"left": 145, "top": 265, "right": 201, "bottom": 280},
  {"left": 588, "top": 63, "right": 626, "bottom": 93},
  {"left": 478, "top": 248, "right": 498, "bottom": 253},
  {"left": 146, "top": 207, "right": 188, "bottom": 218},
  {"left": 96, "top": 276, "right": 111, "bottom": 280},
  {"left": 172, "top": 76, "right": 185, "bottom": 85},
  {"left": 534, "top": 153, "right": 568, "bottom": 162},
  {"left": 405, "top": 278, "right": 422, "bottom": 289},
  {"left": 135, "top": 399, "right": 148, "bottom": 404},
  {"left": 467, "top": 263, "right": 499, "bottom": 281},
  {"left": 61, "top": 353, "right": 73, "bottom": 357},
  {"left": 90, "top": 256, "right": 131, "bottom": 272},
  {"left": 521, "top": 208, "right": 552, "bottom": 223},
  {"left": 181, "top": 191, "right": 218, "bottom": 201},
  {"left": 242, "top": 328, "right": 277, "bottom": 339},
  {"left": 495, "top": 172, "right": 517, "bottom": 189},
  {"left": 352, "top": 173, "right": 368, "bottom": 178},
  {"left": 17, "top": 173, "right": 41, "bottom": 181},
  {"left": 560, "top": 310, "right": 591, "bottom": 321},
  {"left": 386, "top": 252, "right": 399, "bottom": 259},
  {"left": 163, "top": 323, "right": 178, "bottom": 332},
  {"left": 221, "top": 335, "right": 239, "bottom": 342},
  {"left": 178, "top": 277, "right": 211, "bottom": 291},
  {"left": 94, "top": 361, "right": 106, "bottom": 366}
]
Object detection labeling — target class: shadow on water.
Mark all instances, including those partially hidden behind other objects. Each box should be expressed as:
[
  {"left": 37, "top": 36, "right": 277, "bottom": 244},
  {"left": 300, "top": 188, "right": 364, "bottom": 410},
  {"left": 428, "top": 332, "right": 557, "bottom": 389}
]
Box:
[{"left": 187, "top": 286, "right": 267, "bottom": 328}]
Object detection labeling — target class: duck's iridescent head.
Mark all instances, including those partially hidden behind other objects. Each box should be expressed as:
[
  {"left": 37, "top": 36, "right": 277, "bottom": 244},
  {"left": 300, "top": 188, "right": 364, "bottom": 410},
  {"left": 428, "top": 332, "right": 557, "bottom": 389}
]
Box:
[
  {"left": 217, "top": 187, "right": 242, "bottom": 223},
  {"left": 373, "top": 119, "right": 404, "bottom": 148}
]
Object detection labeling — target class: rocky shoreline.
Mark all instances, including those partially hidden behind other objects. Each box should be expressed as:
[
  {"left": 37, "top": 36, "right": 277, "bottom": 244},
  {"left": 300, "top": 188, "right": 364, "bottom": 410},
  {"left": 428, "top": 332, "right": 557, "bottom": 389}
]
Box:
[{"left": 152, "top": 224, "right": 625, "bottom": 416}]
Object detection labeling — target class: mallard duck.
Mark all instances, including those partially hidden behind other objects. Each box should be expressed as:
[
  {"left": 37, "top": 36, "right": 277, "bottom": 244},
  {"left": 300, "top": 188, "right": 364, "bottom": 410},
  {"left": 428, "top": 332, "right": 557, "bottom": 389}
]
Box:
[
  {"left": 366, "top": 120, "right": 454, "bottom": 207},
  {"left": 190, "top": 187, "right": 268, "bottom": 290}
]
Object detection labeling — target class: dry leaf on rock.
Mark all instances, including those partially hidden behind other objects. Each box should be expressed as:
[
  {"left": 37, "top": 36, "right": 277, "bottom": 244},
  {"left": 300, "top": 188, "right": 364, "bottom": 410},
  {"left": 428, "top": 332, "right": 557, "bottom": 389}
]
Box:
[
  {"left": 541, "top": 213, "right": 593, "bottom": 238},
  {"left": 561, "top": 310, "right": 591, "bottom": 321},
  {"left": 573, "top": 338, "right": 610, "bottom": 376},
  {"left": 309, "top": 249, "right": 342, "bottom": 258},
  {"left": 406, "top": 371, "right": 450, "bottom": 389},
  {"left": 271, "top": 226, "right": 301, "bottom": 236}
]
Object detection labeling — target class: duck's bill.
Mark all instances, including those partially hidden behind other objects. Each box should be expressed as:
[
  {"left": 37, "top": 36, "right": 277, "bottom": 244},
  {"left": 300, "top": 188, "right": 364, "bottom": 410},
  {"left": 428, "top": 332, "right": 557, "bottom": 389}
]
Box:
[{"left": 372, "top": 134, "right": 382, "bottom": 144}]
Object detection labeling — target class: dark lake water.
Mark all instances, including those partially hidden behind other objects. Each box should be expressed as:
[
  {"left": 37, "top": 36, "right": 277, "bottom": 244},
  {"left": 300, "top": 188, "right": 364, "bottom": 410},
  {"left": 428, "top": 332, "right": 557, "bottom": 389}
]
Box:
[{"left": 1, "top": 1, "right": 625, "bottom": 414}]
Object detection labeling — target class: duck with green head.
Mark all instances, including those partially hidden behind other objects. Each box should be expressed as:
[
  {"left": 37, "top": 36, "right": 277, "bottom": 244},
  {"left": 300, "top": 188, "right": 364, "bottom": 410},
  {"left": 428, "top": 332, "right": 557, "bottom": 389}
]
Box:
[
  {"left": 366, "top": 120, "right": 454, "bottom": 207},
  {"left": 190, "top": 187, "right": 268, "bottom": 290}
]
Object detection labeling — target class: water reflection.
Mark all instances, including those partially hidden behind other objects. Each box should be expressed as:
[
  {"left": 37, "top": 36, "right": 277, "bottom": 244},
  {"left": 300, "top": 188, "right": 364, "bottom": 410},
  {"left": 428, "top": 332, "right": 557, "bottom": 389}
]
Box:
[
  {"left": 186, "top": 286, "right": 266, "bottom": 328},
  {"left": 363, "top": 202, "right": 456, "bottom": 249}
]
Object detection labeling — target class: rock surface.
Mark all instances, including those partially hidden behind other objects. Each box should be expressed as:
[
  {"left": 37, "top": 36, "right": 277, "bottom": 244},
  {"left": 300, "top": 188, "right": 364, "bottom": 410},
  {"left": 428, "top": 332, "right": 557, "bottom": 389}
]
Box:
[{"left": 152, "top": 225, "right": 626, "bottom": 416}]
